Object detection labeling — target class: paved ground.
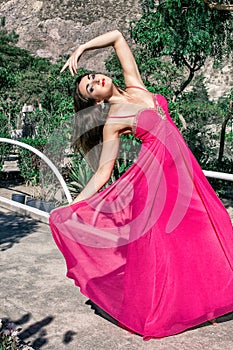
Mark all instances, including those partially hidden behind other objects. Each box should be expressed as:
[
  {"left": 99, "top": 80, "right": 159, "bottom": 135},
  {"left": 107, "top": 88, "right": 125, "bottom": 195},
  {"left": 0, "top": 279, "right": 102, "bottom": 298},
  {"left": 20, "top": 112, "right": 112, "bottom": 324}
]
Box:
[{"left": 1, "top": 200, "right": 233, "bottom": 350}]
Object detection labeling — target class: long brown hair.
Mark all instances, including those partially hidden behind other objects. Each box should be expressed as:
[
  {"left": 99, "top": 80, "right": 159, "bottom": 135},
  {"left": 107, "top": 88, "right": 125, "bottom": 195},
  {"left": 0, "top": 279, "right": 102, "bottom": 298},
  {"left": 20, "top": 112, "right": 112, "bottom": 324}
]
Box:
[
  {"left": 72, "top": 74, "right": 111, "bottom": 171},
  {"left": 73, "top": 74, "right": 96, "bottom": 112},
  {"left": 72, "top": 104, "right": 110, "bottom": 171}
]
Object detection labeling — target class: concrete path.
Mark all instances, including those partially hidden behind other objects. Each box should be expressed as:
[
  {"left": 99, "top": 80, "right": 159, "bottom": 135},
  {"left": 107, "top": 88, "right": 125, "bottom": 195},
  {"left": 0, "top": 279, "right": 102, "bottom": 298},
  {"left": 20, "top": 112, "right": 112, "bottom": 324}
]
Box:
[{"left": 1, "top": 205, "right": 233, "bottom": 350}]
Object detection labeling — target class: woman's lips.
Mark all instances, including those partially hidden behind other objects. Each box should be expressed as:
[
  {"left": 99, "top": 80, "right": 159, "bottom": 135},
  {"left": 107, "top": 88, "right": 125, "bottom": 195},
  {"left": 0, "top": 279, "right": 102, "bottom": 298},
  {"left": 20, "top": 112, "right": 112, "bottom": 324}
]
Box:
[{"left": 102, "top": 79, "right": 105, "bottom": 87}]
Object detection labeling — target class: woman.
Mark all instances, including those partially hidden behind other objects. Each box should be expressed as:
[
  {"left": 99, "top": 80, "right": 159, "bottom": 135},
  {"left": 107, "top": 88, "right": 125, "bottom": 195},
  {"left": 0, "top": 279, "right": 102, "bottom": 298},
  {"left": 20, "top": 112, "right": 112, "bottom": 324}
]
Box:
[{"left": 49, "top": 30, "right": 233, "bottom": 339}]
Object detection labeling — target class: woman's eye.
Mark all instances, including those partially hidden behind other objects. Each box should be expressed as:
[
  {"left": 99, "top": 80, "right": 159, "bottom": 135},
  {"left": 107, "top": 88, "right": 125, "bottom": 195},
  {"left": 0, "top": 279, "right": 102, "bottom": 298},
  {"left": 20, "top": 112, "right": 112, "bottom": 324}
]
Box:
[
  {"left": 89, "top": 86, "right": 94, "bottom": 93},
  {"left": 91, "top": 74, "right": 95, "bottom": 80}
]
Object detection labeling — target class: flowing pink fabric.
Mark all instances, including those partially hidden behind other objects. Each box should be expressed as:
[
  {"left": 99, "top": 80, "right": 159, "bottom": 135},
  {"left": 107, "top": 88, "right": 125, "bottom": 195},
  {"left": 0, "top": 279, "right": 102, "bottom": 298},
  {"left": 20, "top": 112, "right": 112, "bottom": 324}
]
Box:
[{"left": 49, "top": 94, "right": 233, "bottom": 339}]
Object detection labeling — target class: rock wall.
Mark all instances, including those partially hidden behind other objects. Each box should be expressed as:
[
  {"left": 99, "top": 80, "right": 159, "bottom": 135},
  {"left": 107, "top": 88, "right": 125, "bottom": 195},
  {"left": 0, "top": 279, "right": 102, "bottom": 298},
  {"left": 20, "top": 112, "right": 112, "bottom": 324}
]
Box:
[
  {"left": 0, "top": 0, "right": 142, "bottom": 72},
  {"left": 0, "top": 0, "right": 232, "bottom": 99}
]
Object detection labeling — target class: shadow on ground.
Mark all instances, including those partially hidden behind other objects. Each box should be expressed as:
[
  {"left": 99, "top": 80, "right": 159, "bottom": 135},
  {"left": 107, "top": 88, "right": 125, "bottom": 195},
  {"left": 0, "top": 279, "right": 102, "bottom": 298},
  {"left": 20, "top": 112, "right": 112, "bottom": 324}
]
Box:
[
  {"left": 222, "top": 198, "right": 233, "bottom": 209},
  {"left": 2, "top": 313, "right": 78, "bottom": 349},
  {"left": 2, "top": 313, "right": 53, "bottom": 349},
  {"left": 85, "top": 300, "right": 118, "bottom": 326},
  {"left": 86, "top": 299, "right": 233, "bottom": 338},
  {"left": 186, "top": 312, "right": 233, "bottom": 333},
  {"left": 0, "top": 211, "right": 39, "bottom": 251}
]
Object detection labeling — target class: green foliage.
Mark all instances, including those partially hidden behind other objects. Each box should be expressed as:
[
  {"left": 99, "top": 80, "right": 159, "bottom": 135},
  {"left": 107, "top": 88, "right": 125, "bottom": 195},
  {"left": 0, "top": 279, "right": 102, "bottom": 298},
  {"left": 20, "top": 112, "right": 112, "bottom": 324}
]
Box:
[
  {"left": 0, "top": 20, "right": 79, "bottom": 204},
  {"left": 0, "top": 19, "right": 76, "bottom": 127},
  {"left": 0, "top": 318, "right": 34, "bottom": 350},
  {"left": 68, "top": 153, "right": 93, "bottom": 195},
  {"left": 131, "top": 0, "right": 233, "bottom": 96},
  {"left": 0, "top": 57, "right": 74, "bottom": 117},
  {"left": 17, "top": 138, "right": 47, "bottom": 186},
  {"left": 170, "top": 81, "right": 232, "bottom": 172},
  {"left": 105, "top": 52, "right": 126, "bottom": 88},
  {"left": 0, "top": 110, "right": 11, "bottom": 171},
  {"left": 0, "top": 18, "right": 34, "bottom": 92},
  {"left": 105, "top": 48, "right": 183, "bottom": 99},
  {"left": 33, "top": 100, "right": 73, "bottom": 140},
  {"left": 111, "top": 134, "right": 141, "bottom": 181},
  {"left": 134, "top": 0, "right": 232, "bottom": 62},
  {"left": 0, "top": 324, "right": 18, "bottom": 349}
]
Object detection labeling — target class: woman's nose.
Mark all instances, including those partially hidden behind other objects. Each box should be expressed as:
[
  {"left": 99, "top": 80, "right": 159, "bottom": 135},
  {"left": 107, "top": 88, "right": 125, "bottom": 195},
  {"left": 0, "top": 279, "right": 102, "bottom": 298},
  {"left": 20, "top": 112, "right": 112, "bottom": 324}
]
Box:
[{"left": 93, "top": 78, "right": 100, "bottom": 85}]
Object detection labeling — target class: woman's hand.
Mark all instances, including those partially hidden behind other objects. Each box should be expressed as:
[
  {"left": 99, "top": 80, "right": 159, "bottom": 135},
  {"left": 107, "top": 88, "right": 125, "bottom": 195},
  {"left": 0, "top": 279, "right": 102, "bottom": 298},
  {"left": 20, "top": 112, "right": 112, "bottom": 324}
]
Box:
[
  {"left": 70, "top": 193, "right": 85, "bottom": 205},
  {"left": 61, "top": 29, "right": 145, "bottom": 87},
  {"left": 61, "top": 31, "right": 121, "bottom": 76},
  {"left": 60, "top": 44, "right": 85, "bottom": 76}
]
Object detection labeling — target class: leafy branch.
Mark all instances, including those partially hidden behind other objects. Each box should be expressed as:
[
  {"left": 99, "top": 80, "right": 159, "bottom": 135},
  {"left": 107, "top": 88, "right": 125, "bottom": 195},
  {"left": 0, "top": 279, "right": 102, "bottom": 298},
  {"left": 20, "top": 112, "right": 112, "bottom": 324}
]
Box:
[{"left": 203, "top": 0, "right": 233, "bottom": 11}]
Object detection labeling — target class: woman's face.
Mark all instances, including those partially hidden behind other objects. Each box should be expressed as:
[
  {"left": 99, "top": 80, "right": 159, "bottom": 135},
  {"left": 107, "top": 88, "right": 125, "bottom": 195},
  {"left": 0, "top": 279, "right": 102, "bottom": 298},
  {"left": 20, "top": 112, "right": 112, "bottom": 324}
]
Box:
[{"left": 78, "top": 73, "right": 113, "bottom": 102}]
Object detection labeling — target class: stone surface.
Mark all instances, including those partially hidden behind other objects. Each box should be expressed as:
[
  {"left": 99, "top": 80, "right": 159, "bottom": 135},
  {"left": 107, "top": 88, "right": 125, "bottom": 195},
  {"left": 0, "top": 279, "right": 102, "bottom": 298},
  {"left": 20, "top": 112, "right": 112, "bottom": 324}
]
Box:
[
  {"left": 0, "top": 0, "right": 142, "bottom": 72},
  {"left": 1, "top": 208, "right": 233, "bottom": 350},
  {"left": 0, "top": 0, "right": 232, "bottom": 98}
]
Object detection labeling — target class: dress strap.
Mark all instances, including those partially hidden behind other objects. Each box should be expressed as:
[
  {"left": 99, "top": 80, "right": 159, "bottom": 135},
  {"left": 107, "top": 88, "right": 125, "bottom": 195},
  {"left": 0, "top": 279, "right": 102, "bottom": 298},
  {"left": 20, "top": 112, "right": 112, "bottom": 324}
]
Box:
[{"left": 125, "top": 86, "right": 149, "bottom": 92}]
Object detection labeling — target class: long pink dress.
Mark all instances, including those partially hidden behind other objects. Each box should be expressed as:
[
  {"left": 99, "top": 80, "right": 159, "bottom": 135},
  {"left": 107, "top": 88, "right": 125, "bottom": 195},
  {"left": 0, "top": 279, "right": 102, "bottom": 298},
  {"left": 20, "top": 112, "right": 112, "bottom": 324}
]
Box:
[{"left": 49, "top": 94, "right": 233, "bottom": 339}]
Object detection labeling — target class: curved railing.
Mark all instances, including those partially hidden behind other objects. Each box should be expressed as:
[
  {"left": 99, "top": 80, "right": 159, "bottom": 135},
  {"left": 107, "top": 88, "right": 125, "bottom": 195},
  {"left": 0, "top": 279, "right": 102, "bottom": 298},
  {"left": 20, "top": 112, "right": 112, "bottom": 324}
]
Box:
[
  {"left": 0, "top": 138, "right": 72, "bottom": 220},
  {"left": 203, "top": 170, "right": 233, "bottom": 182}
]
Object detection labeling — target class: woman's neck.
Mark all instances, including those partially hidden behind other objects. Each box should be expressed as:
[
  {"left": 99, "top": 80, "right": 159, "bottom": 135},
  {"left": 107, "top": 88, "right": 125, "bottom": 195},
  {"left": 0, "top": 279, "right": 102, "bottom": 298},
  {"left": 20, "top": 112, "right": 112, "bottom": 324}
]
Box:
[{"left": 108, "top": 86, "right": 134, "bottom": 105}]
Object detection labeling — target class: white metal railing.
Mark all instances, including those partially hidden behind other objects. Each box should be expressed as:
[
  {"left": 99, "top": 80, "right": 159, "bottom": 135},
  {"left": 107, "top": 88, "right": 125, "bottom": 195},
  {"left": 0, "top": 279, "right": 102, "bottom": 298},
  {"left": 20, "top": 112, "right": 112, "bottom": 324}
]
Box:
[
  {"left": 0, "top": 138, "right": 72, "bottom": 219},
  {"left": 203, "top": 170, "right": 233, "bottom": 182}
]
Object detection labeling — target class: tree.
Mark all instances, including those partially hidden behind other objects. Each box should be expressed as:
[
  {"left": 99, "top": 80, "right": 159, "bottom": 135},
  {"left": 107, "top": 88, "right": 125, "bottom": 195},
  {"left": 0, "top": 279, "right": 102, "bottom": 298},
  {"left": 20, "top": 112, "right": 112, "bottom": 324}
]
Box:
[
  {"left": 203, "top": 0, "right": 233, "bottom": 11},
  {"left": 0, "top": 17, "right": 34, "bottom": 78},
  {"left": 0, "top": 18, "right": 76, "bottom": 130},
  {"left": 131, "top": 0, "right": 233, "bottom": 98},
  {"left": 218, "top": 95, "right": 233, "bottom": 163}
]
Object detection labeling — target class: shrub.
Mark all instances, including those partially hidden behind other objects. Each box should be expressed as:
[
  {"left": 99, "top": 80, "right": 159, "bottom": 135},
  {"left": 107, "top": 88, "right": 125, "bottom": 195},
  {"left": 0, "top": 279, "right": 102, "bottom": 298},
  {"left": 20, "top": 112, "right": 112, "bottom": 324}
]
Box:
[{"left": 17, "top": 138, "right": 47, "bottom": 186}]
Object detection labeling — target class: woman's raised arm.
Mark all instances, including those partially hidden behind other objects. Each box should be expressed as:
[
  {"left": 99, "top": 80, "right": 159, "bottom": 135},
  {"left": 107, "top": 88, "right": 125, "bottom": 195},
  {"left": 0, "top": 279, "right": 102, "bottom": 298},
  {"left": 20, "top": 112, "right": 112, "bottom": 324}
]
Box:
[{"left": 61, "top": 30, "right": 145, "bottom": 88}]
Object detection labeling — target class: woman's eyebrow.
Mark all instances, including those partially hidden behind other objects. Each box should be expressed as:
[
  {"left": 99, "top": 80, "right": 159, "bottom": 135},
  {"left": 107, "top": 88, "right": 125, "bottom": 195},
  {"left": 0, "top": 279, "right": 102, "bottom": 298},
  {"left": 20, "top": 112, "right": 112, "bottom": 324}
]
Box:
[{"left": 85, "top": 75, "right": 91, "bottom": 92}]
